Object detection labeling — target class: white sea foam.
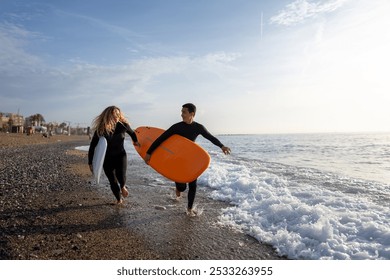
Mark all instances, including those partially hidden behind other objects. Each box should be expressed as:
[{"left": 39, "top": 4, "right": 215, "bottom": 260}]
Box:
[{"left": 198, "top": 151, "right": 390, "bottom": 260}]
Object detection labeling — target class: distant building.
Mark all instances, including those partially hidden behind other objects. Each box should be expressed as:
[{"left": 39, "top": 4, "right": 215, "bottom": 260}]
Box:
[
  {"left": 0, "top": 112, "right": 24, "bottom": 133},
  {"left": 9, "top": 113, "right": 24, "bottom": 133},
  {"left": 0, "top": 114, "right": 9, "bottom": 132}
]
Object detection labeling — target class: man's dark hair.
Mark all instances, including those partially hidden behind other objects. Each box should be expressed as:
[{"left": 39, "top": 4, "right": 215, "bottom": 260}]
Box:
[{"left": 182, "top": 103, "right": 196, "bottom": 115}]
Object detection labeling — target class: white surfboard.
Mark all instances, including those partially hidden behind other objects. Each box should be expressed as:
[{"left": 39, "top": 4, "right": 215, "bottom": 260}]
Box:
[{"left": 92, "top": 136, "right": 107, "bottom": 184}]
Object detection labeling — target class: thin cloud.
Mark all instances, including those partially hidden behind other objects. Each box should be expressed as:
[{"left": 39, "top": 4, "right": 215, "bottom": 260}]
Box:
[
  {"left": 0, "top": 22, "right": 44, "bottom": 73},
  {"left": 270, "top": 0, "right": 349, "bottom": 26},
  {"left": 53, "top": 9, "right": 145, "bottom": 42}
]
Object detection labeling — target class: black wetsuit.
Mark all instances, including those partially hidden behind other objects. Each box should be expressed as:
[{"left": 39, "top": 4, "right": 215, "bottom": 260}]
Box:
[
  {"left": 147, "top": 121, "right": 224, "bottom": 209},
  {"left": 88, "top": 122, "right": 138, "bottom": 201}
]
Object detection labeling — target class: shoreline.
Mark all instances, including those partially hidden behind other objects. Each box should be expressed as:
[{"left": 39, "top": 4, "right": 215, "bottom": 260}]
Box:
[
  {"left": 0, "top": 133, "right": 286, "bottom": 260},
  {"left": 0, "top": 132, "right": 89, "bottom": 147}
]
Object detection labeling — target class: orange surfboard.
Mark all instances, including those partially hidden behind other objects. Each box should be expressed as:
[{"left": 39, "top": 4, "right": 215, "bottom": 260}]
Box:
[{"left": 134, "top": 126, "right": 211, "bottom": 183}]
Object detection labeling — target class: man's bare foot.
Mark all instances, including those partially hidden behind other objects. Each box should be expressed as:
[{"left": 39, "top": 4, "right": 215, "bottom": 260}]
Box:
[
  {"left": 121, "top": 186, "right": 129, "bottom": 198},
  {"left": 186, "top": 208, "right": 197, "bottom": 217}
]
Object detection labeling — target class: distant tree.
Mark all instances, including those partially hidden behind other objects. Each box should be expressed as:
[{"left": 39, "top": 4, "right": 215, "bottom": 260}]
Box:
[
  {"left": 59, "top": 122, "right": 68, "bottom": 128},
  {"left": 29, "top": 114, "right": 45, "bottom": 126}
]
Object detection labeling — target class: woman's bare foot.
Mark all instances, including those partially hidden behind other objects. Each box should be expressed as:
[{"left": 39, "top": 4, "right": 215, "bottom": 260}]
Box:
[
  {"left": 121, "top": 186, "right": 129, "bottom": 198},
  {"left": 111, "top": 199, "right": 123, "bottom": 206}
]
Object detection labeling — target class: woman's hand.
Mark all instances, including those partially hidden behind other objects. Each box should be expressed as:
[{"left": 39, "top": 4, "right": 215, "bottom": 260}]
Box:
[{"left": 133, "top": 141, "right": 141, "bottom": 147}]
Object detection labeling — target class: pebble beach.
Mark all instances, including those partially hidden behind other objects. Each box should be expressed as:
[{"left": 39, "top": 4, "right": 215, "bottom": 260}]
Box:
[{"left": 0, "top": 133, "right": 285, "bottom": 260}]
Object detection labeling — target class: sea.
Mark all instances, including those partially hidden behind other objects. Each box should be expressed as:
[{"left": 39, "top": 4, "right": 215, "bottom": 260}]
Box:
[{"left": 78, "top": 132, "right": 390, "bottom": 260}]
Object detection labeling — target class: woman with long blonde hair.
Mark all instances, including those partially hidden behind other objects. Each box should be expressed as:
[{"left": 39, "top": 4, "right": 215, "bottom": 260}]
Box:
[{"left": 88, "top": 106, "right": 140, "bottom": 204}]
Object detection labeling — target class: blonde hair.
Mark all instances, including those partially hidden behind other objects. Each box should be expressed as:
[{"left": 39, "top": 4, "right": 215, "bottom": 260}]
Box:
[{"left": 92, "top": 106, "right": 128, "bottom": 136}]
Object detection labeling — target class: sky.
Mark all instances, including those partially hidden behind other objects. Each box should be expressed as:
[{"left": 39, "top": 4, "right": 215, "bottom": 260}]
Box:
[{"left": 1, "top": 0, "right": 389, "bottom": 134}]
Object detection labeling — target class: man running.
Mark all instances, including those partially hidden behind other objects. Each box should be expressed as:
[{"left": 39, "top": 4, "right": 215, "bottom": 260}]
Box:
[{"left": 144, "top": 103, "right": 231, "bottom": 216}]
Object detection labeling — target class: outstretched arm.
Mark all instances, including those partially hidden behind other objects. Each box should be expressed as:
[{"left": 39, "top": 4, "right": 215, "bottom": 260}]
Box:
[
  {"left": 121, "top": 121, "right": 140, "bottom": 146},
  {"left": 221, "top": 146, "right": 231, "bottom": 155},
  {"left": 200, "top": 125, "right": 231, "bottom": 155}
]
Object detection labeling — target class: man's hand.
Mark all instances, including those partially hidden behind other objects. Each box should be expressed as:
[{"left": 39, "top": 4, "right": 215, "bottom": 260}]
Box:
[
  {"left": 222, "top": 146, "right": 231, "bottom": 155},
  {"left": 144, "top": 154, "right": 151, "bottom": 165}
]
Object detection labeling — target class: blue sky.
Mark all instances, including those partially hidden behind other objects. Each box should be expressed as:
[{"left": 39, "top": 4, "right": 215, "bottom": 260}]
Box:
[{"left": 1, "top": 0, "right": 389, "bottom": 134}]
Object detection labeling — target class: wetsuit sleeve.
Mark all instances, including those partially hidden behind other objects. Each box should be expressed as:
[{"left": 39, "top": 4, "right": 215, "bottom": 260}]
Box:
[
  {"left": 124, "top": 123, "right": 138, "bottom": 143},
  {"left": 146, "top": 125, "right": 176, "bottom": 155},
  {"left": 199, "top": 124, "right": 224, "bottom": 148},
  {"left": 88, "top": 132, "right": 99, "bottom": 165}
]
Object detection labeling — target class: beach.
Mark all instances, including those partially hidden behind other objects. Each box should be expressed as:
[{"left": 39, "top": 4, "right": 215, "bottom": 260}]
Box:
[{"left": 0, "top": 133, "right": 285, "bottom": 260}]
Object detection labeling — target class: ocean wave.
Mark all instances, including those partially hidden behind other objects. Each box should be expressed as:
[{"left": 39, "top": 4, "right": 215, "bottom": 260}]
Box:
[{"left": 198, "top": 155, "right": 390, "bottom": 260}]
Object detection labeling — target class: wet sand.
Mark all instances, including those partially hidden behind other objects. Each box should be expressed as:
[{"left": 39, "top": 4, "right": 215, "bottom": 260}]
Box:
[{"left": 0, "top": 133, "right": 286, "bottom": 260}]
